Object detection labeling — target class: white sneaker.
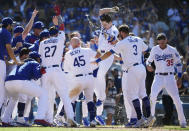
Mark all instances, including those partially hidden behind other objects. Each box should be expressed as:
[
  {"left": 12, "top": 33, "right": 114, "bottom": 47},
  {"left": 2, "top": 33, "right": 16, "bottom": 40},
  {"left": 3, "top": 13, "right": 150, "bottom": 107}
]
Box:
[
  {"left": 145, "top": 116, "right": 156, "bottom": 127},
  {"left": 180, "top": 123, "right": 187, "bottom": 128},
  {"left": 133, "top": 117, "right": 147, "bottom": 128}
]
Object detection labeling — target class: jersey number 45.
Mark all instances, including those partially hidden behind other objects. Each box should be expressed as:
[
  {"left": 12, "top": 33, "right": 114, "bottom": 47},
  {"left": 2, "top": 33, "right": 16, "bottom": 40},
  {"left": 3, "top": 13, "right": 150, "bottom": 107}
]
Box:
[{"left": 74, "top": 55, "right": 86, "bottom": 67}]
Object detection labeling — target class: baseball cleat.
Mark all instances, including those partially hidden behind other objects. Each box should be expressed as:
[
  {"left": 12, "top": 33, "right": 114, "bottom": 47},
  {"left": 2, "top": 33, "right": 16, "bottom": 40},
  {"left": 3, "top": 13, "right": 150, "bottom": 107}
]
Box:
[
  {"left": 1, "top": 122, "right": 15, "bottom": 127},
  {"left": 67, "top": 119, "right": 80, "bottom": 127},
  {"left": 16, "top": 117, "right": 30, "bottom": 127},
  {"left": 180, "top": 123, "right": 187, "bottom": 128},
  {"left": 95, "top": 116, "right": 105, "bottom": 126},
  {"left": 82, "top": 117, "right": 90, "bottom": 127},
  {"left": 133, "top": 117, "right": 147, "bottom": 128},
  {"left": 145, "top": 115, "right": 156, "bottom": 127},
  {"left": 125, "top": 118, "right": 137, "bottom": 128},
  {"left": 90, "top": 120, "right": 97, "bottom": 127},
  {"left": 54, "top": 115, "right": 67, "bottom": 126},
  {"left": 34, "top": 119, "right": 52, "bottom": 127}
]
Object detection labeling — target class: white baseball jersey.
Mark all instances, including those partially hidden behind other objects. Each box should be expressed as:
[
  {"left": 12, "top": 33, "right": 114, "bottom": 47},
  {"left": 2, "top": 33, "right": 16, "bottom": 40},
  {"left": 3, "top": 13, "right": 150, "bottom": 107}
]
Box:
[
  {"left": 147, "top": 45, "right": 181, "bottom": 73},
  {"left": 111, "top": 36, "right": 148, "bottom": 70},
  {"left": 39, "top": 31, "right": 65, "bottom": 67},
  {"left": 64, "top": 47, "right": 96, "bottom": 76},
  {"left": 98, "top": 24, "right": 119, "bottom": 52}
]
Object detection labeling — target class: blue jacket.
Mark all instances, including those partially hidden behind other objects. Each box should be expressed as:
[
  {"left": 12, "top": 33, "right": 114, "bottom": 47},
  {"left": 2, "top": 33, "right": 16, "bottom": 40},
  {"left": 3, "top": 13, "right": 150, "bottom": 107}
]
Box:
[
  {"left": 25, "top": 33, "right": 39, "bottom": 44},
  {"left": 0, "top": 28, "right": 12, "bottom": 60},
  {"left": 29, "top": 40, "right": 40, "bottom": 53},
  {"left": 6, "top": 59, "right": 42, "bottom": 81}
]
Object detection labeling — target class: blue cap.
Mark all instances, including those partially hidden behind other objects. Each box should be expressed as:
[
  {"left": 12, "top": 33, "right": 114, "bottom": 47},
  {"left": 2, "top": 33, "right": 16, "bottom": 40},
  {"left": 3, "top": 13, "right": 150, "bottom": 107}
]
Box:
[
  {"left": 33, "top": 21, "right": 44, "bottom": 29},
  {"left": 14, "top": 26, "right": 24, "bottom": 33},
  {"left": 40, "top": 29, "right": 50, "bottom": 39},
  {"left": 29, "top": 51, "right": 41, "bottom": 59},
  {"left": 2, "top": 17, "right": 15, "bottom": 25},
  {"left": 49, "top": 26, "right": 58, "bottom": 36}
]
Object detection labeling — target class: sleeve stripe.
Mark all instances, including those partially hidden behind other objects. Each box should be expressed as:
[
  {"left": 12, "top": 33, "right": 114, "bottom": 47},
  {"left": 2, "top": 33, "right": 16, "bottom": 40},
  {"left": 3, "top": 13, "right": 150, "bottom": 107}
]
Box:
[{"left": 110, "top": 49, "right": 115, "bottom": 54}]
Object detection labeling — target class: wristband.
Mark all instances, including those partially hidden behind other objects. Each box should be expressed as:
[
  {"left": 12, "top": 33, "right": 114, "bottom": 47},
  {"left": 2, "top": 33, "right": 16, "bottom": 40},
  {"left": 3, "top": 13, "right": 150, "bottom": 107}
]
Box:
[
  {"left": 96, "top": 58, "right": 102, "bottom": 63},
  {"left": 178, "top": 72, "right": 182, "bottom": 78}
]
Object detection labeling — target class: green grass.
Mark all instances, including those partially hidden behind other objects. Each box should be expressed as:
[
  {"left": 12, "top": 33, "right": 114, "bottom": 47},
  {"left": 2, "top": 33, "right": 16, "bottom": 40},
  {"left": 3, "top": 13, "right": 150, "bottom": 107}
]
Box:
[{"left": 0, "top": 126, "right": 188, "bottom": 131}]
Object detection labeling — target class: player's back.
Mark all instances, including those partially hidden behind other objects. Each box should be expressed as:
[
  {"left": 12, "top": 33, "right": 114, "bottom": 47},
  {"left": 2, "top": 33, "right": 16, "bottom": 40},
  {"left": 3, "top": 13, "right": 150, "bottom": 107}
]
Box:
[
  {"left": 39, "top": 31, "right": 65, "bottom": 67},
  {"left": 120, "top": 36, "right": 147, "bottom": 69},
  {"left": 64, "top": 47, "right": 96, "bottom": 76}
]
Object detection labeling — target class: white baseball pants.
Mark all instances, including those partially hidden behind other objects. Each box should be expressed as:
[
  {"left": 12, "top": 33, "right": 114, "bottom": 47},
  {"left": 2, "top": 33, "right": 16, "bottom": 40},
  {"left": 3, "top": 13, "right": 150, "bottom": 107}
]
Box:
[
  {"left": 150, "top": 74, "right": 186, "bottom": 124},
  {"left": 2, "top": 80, "right": 48, "bottom": 122}
]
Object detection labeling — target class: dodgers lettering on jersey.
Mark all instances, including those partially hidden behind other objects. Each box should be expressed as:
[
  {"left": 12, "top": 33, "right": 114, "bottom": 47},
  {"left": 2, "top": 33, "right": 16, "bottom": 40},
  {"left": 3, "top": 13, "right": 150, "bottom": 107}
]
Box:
[
  {"left": 110, "top": 36, "right": 148, "bottom": 70},
  {"left": 64, "top": 47, "right": 96, "bottom": 76},
  {"left": 0, "top": 28, "right": 12, "bottom": 60},
  {"left": 98, "top": 25, "right": 118, "bottom": 52},
  {"left": 39, "top": 31, "right": 65, "bottom": 67},
  {"left": 147, "top": 45, "right": 181, "bottom": 73}
]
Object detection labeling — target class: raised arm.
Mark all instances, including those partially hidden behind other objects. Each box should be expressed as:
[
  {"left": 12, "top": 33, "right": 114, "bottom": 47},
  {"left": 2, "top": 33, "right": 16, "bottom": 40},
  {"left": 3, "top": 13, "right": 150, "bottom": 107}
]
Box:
[
  {"left": 99, "top": 6, "right": 119, "bottom": 16},
  {"left": 54, "top": 4, "right": 64, "bottom": 30},
  {"left": 22, "top": 9, "right": 38, "bottom": 40}
]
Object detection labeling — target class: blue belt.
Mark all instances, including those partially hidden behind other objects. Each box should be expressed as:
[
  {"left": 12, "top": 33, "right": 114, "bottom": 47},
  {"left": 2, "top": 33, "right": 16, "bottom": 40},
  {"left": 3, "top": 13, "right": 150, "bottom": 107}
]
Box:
[
  {"left": 75, "top": 73, "right": 93, "bottom": 77},
  {"left": 101, "top": 50, "right": 105, "bottom": 53},
  {"left": 44, "top": 64, "right": 59, "bottom": 69},
  {"left": 155, "top": 72, "right": 174, "bottom": 76},
  {"left": 123, "top": 63, "right": 139, "bottom": 73}
]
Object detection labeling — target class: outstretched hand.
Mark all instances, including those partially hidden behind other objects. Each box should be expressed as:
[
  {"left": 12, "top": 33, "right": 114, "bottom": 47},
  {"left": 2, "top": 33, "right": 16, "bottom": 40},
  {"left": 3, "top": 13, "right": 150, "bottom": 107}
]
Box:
[
  {"left": 31, "top": 9, "right": 38, "bottom": 18},
  {"left": 52, "top": 16, "right": 58, "bottom": 26},
  {"left": 112, "top": 6, "right": 119, "bottom": 12}
]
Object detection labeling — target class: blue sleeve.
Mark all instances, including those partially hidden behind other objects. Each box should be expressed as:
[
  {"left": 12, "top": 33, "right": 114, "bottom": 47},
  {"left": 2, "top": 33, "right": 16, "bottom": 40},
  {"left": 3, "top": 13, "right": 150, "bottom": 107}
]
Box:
[
  {"left": 29, "top": 44, "right": 35, "bottom": 52},
  {"left": 23, "top": 42, "right": 32, "bottom": 48},
  {"left": 17, "top": 35, "right": 23, "bottom": 43},
  {"left": 32, "top": 63, "right": 42, "bottom": 80},
  {"left": 4, "top": 31, "right": 11, "bottom": 45},
  {"left": 25, "top": 35, "right": 31, "bottom": 43}
]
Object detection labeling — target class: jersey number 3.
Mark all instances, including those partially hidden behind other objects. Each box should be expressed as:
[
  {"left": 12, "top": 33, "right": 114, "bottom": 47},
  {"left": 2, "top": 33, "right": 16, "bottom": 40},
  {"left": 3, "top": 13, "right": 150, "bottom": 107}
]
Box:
[
  {"left": 133, "top": 45, "right": 138, "bottom": 55},
  {"left": 74, "top": 55, "right": 86, "bottom": 67},
  {"left": 45, "top": 45, "right": 57, "bottom": 57}
]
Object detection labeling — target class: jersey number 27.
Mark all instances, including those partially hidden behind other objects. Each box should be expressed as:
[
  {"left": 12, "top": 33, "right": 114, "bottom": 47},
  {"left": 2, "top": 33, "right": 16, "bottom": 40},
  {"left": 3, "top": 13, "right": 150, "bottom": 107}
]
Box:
[
  {"left": 74, "top": 55, "right": 86, "bottom": 67},
  {"left": 45, "top": 45, "right": 57, "bottom": 57}
]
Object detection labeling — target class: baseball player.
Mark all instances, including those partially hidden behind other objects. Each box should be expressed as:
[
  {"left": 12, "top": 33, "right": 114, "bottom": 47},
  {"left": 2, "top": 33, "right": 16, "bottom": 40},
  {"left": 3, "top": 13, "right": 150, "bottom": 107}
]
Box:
[
  {"left": 94, "top": 7, "right": 119, "bottom": 125},
  {"left": 92, "top": 25, "right": 154, "bottom": 128},
  {"left": 25, "top": 21, "right": 44, "bottom": 44},
  {"left": 29, "top": 29, "right": 50, "bottom": 53},
  {"left": 1, "top": 52, "right": 50, "bottom": 127},
  {"left": 3, "top": 48, "right": 32, "bottom": 126},
  {"left": 64, "top": 37, "right": 98, "bottom": 127},
  {"left": 0, "top": 17, "right": 22, "bottom": 112},
  {"left": 146, "top": 33, "right": 187, "bottom": 128},
  {"left": 39, "top": 16, "right": 77, "bottom": 127},
  {"left": 11, "top": 9, "right": 38, "bottom": 54}
]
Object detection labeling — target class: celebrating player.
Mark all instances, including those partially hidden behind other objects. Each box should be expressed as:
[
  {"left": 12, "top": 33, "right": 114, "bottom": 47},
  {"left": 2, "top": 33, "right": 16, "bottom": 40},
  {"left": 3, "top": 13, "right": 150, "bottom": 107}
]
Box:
[
  {"left": 94, "top": 7, "right": 119, "bottom": 125},
  {"left": 92, "top": 24, "right": 154, "bottom": 128},
  {"left": 146, "top": 33, "right": 187, "bottom": 128}
]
